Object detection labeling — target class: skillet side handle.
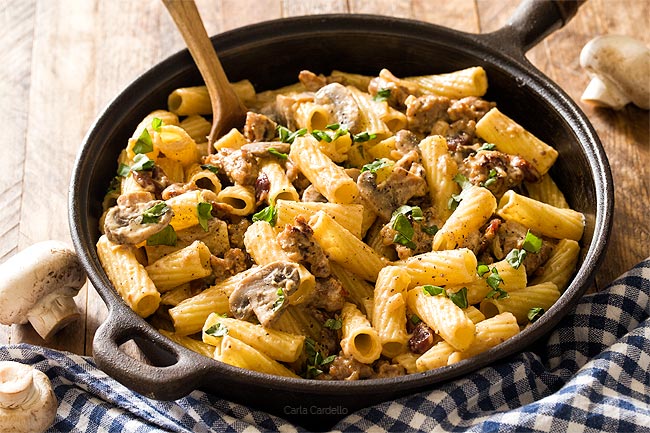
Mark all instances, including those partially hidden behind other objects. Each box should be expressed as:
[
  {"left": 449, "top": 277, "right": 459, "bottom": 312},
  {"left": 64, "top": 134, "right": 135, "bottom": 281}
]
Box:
[
  {"left": 93, "top": 309, "right": 205, "bottom": 401},
  {"left": 488, "top": 0, "right": 586, "bottom": 56}
]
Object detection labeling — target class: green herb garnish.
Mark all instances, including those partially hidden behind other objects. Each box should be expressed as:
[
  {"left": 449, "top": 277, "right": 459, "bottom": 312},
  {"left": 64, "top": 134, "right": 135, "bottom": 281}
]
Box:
[
  {"left": 151, "top": 117, "right": 163, "bottom": 132},
  {"left": 117, "top": 163, "right": 131, "bottom": 177},
  {"left": 197, "top": 202, "right": 212, "bottom": 232},
  {"left": 528, "top": 307, "right": 545, "bottom": 322},
  {"left": 142, "top": 202, "right": 170, "bottom": 224},
  {"left": 422, "top": 285, "right": 445, "bottom": 296},
  {"left": 272, "top": 288, "right": 286, "bottom": 312},
  {"left": 360, "top": 158, "right": 392, "bottom": 174},
  {"left": 410, "top": 315, "right": 422, "bottom": 325},
  {"left": 200, "top": 164, "right": 219, "bottom": 174},
  {"left": 523, "top": 230, "right": 542, "bottom": 253},
  {"left": 481, "top": 169, "right": 498, "bottom": 188},
  {"left": 449, "top": 287, "right": 469, "bottom": 309},
  {"left": 205, "top": 322, "right": 229, "bottom": 337},
  {"left": 304, "top": 338, "right": 335, "bottom": 378},
  {"left": 277, "top": 126, "right": 307, "bottom": 144},
  {"left": 311, "top": 129, "right": 333, "bottom": 143},
  {"left": 477, "top": 264, "right": 490, "bottom": 277},
  {"left": 373, "top": 88, "right": 391, "bottom": 102},
  {"left": 146, "top": 225, "right": 177, "bottom": 246},
  {"left": 486, "top": 267, "right": 504, "bottom": 291},
  {"left": 352, "top": 131, "right": 377, "bottom": 142},
  {"left": 133, "top": 128, "right": 154, "bottom": 154},
  {"left": 324, "top": 318, "right": 342, "bottom": 330},
  {"left": 268, "top": 147, "right": 288, "bottom": 159},
  {"left": 505, "top": 248, "right": 527, "bottom": 269},
  {"left": 252, "top": 205, "right": 277, "bottom": 226},
  {"left": 130, "top": 154, "right": 155, "bottom": 171},
  {"left": 478, "top": 143, "right": 496, "bottom": 151}
]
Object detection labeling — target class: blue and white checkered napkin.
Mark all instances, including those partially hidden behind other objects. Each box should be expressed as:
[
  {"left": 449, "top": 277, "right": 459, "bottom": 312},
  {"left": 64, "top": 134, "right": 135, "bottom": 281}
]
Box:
[{"left": 2, "top": 257, "right": 649, "bottom": 433}]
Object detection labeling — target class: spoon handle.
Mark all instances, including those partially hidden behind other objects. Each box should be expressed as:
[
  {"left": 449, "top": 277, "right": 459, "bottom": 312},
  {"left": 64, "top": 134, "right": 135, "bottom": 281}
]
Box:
[{"left": 162, "top": 0, "right": 246, "bottom": 146}]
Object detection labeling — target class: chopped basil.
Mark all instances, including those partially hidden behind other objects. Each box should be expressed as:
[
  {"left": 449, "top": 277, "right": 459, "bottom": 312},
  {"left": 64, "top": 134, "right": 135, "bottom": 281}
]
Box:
[
  {"left": 130, "top": 154, "right": 155, "bottom": 171},
  {"left": 133, "top": 128, "right": 154, "bottom": 154},
  {"left": 391, "top": 213, "right": 416, "bottom": 249},
  {"left": 146, "top": 225, "right": 177, "bottom": 246},
  {"left": 151, "top": 117, "right": 163, "bottom": 132},
  {"left": 277, "top": 126, "right": 307, "bottom": 144},
  {"left": 205, "top": 322, "right": 229, "bottom": 337},
  {"left": 477, "top": 263, "right": 490, "bottom": 277},
  {"left": 449, "top": 287, "right": 469, "bottom": 309},
  {"left": 304, "top": 338, "right": 335, "bottom": 378},
  {"left": 523, "top": 230, "right": 542, "bottom": 253},
  {"left": 360, "top": 158, "right": 392, "bottom": 174},
  {"left": 448, "top": 193, "right": 462, "bottom": 210},
  {"left": 117, "top": 163, "right": 131, "bottom": 177},
  {"left": 422, "top": 285, "right": 445, "bottom": 296},
  {"left": 486, "top": 287, "right": 509, "bottom": 300},
  {"left": 142, "top": 202, "right": 170, "bottom": 224},
  {"left": 421, "top": 224, "right": 439, "bottom": 235},
  {"left": 486, "top": 267, "right": 504, "bottom": 291},
  {"left": 528, "top": 307, "right": 545, "bottom": 322},
  {"left": 352, "top": 131, "right": 377, "bottom": 142},
  {"left": 506, "top": 248, "right": 527, "bottom": 269},
  {"left": 478, "top": 143, "right": 496, "bottom": 151},
  {"left": 481, "top": 169, "right": 498, "bottom": 188},
  {"left": 107, "top": 176, "right": 122, "bottom": 194},
  {"left": 326, "top": 123, "right": 340, "bottom": 130},
  {"left": 373, "top": 88, "right": 391, "bottom": 102},
  {"left": 268, "top": 147, "right": 288, "bottom": 159},
  {"left": 200, "top": 164, "right": 219, "bottom": 174},
  {"left": 324, "top": 318, "right": 342, "bottom": 330},
  {"left": 272, "top": 288, "right": 286, "bottom": 312},
  {"left": 197, "top": 202, "right": 212, "bottom": 232},
  {"left": 252, "top": 205, "right": 277, "bottom": 226},
  {"left": 453, "top": 173, "right": 472, "bottom": 190},
  {"left": 311, "top": 129, "right": 333, "bottom": 143},
  {"left": 410, "top": 315, "right": 422, "bottom": 325}
]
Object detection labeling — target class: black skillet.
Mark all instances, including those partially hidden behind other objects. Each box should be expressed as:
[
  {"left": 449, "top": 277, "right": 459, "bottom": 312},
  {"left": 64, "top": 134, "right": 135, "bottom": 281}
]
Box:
[{"left": 69, "top": 0, "right": 613, "bottom": 429}]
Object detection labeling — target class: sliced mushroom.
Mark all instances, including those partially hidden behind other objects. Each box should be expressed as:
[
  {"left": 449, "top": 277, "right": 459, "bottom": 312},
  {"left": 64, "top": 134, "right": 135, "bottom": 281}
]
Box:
[
  {"left": 314, "top": 83, "right": 361, "bottom": 133},
  {"left": 0, "top": 361, "right": 57, "bottom": 433},
  {"left": 243, "top": 111, "right": 278, "bottom": 142},
  {"left": 357, "top": 150, "right": 428, "bottom": 221},
  {"left": 229, "top": 261, "right": 301, "bottom": 326},
  {"left": 103, "top": 193, "right": 172, "bottom": 245}
]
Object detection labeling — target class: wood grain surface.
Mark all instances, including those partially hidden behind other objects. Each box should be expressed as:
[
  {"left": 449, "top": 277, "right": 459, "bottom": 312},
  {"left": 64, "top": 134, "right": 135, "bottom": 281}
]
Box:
[{"left": 1, "top": 0, "right": 648, "bottom": 356}]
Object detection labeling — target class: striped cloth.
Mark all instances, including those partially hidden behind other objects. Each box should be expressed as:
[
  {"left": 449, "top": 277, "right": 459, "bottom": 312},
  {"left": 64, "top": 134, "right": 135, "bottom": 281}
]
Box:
[{"left": 1, "top": 258, "right": 649, "bottom": 432}]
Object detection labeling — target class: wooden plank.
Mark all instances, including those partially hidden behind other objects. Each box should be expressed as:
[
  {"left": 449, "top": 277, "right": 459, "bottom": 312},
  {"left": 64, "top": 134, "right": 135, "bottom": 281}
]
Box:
[
  {"left": 0, "top": 0, "right": 36, "bottom": 345},
  {"left": 412, "top": 0, "right": 479, "bottom": 32},
  {"left": 281, "top": 0, "right": 349, "bottom": 16}
]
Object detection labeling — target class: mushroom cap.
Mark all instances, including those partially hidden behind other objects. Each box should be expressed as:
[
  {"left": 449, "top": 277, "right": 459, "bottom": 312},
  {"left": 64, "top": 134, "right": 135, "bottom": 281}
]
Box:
[
  {"left": 0, "top": 241, "right": 86, "bottom": 325},
  {"left": 0, "top": 361, "right": 57, "bottom": 433},
  {"left": 580, "top": 34, "right": 650, "bottom": 110}
]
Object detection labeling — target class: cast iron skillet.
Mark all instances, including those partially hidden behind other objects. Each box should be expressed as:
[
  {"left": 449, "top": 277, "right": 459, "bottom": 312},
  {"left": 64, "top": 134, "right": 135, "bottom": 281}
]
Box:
[{"left": 69, "top": 0, "right": 613, "bottom": 429}]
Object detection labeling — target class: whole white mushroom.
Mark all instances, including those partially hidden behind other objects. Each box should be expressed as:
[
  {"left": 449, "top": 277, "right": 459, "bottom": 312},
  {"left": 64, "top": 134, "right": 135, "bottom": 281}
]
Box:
[
  {"left": 0, "top": 241, "right": 86, "bottom": 340},
  {"left": 0, "top": 361, "right": 57, "bottom": 433},
  {"left": 580, "top": 34, "right": 650, "bottom": 110}
]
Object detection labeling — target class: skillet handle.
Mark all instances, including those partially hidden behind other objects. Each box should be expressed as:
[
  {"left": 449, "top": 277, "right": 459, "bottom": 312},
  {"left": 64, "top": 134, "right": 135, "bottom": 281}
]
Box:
[
  {"left": 487, "top": 0, "right": 586, "bottom": 55},
  {"left": 92, "top": 308, "right": 205, "bottom": 401}
]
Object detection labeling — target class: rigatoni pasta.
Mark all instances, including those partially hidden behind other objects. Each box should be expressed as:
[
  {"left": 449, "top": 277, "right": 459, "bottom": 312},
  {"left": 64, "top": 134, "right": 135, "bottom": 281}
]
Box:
[{"left": 97, "top": 66, "right": 585, "bottom": 381}]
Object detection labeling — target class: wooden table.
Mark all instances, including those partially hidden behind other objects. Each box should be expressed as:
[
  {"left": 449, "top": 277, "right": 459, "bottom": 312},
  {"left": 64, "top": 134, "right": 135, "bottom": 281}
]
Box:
[{"left": 1, "top": 0, "right": 648, "bottom": 356}]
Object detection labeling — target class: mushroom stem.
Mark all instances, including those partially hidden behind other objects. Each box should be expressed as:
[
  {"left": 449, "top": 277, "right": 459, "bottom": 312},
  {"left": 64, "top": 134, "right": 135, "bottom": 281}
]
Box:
[
  {"left": 27, "top": 293, "right": 80, "bottom": 341},
  {"left": 581, "top": 75, "right": 630, "bottom": 110},
  {"left": 0, "top": 361, "right": 57, "bottom": 433}
]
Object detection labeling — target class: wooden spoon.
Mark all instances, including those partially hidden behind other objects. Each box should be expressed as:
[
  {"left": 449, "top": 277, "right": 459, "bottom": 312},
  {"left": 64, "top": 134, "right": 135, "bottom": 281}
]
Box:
[{"left": 162, "top": 0, "right": 247, "bottom": 149}]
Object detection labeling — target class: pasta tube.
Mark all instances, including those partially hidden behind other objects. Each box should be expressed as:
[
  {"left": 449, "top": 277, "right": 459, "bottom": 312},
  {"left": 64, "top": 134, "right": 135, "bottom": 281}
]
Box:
[
  {"left": 340, "top": 302, "right": 382, "bottom": 364},
  {"left": 372, "top": 266, "right": 411, "bottom": 358}
]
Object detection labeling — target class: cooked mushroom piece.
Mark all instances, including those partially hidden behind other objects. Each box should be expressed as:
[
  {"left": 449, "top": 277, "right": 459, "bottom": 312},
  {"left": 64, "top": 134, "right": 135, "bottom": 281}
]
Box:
[
  {"left": 229, "top": 261, "right": 301, "bottom": 326},
  {"left": 0, "top": 361, "right": 57, "bottom": 433},
  {"left": 0, "top": 241, "right": 86, "bottom": 340},
  {"left": 314, "top": 83, "right": 361, "bottom": 133},
  {"left": 357, "top": 150, "right": 428, "bottom": 221},
  {"left": 103, "top": 193, "right": 173, "bottom": 245}
]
